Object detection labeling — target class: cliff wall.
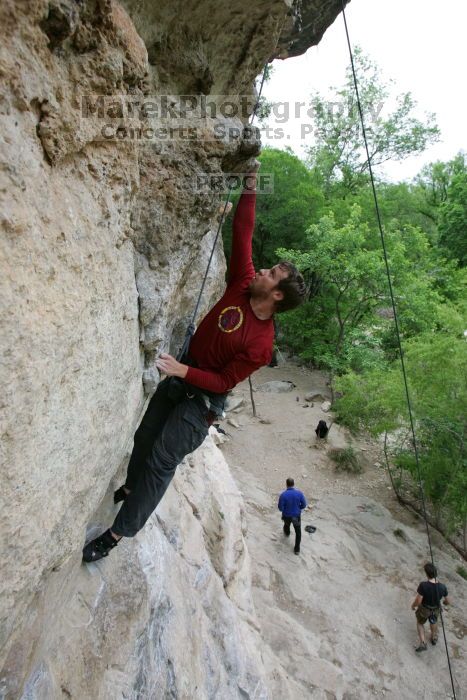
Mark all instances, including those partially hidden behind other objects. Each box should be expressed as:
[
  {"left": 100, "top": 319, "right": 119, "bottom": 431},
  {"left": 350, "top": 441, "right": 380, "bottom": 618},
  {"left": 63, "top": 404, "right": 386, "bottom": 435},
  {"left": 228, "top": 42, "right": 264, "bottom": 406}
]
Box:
[{"left": 0, "top": 2, "right": 345, "bottom": 696}]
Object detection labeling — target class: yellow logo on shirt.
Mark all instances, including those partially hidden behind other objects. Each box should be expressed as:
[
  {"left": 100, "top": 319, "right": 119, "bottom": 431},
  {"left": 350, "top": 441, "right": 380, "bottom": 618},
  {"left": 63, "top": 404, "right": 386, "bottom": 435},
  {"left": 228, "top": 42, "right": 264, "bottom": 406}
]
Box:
[{"left": 218, "top": 306, "right": 243, "bottom": 333}]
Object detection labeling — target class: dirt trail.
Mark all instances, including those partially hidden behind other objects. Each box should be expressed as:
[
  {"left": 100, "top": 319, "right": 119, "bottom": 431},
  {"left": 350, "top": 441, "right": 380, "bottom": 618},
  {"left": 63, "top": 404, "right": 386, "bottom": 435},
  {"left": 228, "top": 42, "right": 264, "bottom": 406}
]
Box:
[{"left": 217, "top": 362, "right": 466, "bottom": 700}]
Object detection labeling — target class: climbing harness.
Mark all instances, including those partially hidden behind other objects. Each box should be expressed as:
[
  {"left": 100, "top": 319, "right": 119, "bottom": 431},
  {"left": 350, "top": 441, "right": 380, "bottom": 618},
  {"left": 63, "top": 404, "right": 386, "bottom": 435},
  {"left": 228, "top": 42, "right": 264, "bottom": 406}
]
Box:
[
  {"left": 340, "top": 3, "right": 458, "bottom": 696},
  {"left": 176, "top": 63, "right": 270, "bottom": 362}
]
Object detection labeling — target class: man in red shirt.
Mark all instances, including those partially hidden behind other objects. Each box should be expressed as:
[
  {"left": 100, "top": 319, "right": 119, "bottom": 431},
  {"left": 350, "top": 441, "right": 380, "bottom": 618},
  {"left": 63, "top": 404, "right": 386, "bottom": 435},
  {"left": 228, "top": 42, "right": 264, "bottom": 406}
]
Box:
[{"left": 83, "top": 162, "right": 306, "bottom": 562}]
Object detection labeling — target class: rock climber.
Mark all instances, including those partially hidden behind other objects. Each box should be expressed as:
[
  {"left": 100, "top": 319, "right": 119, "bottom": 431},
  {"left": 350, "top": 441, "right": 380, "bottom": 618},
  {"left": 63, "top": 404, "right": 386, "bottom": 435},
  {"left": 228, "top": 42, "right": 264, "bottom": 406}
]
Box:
[
  {"left": 411, "top": 562, "right": 451, "bottom": 652},
  {"left": 278, "top": 477, "right": 307, "bottom": 555},
  {"left": 83, "top": 158, "right": 306, "bottom": 562}
]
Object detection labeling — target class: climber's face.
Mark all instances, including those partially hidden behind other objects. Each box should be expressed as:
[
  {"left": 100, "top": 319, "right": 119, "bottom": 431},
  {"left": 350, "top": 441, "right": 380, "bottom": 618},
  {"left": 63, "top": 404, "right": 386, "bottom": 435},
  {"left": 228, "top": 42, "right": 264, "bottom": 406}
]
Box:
[{"left": 249, "top": 264, "right": 288, "bottom": 301}]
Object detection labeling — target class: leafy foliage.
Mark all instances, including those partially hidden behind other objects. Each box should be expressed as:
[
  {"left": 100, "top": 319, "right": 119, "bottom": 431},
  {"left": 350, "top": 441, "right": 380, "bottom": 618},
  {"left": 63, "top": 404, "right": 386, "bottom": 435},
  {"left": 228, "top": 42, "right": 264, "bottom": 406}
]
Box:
[
  {"left": 335, "top": 334, "right": 467, "bottom": 535},
  {"left": 306, "top": 48, "right": 440, "bottom": 193},
  {"left": 438, "top": 170, "right": 467, "bottom": 266},
  {"left": 276, "top": 206, "right": 388, "bottom": 369},
  {"left": 276, "top": 206, "right": 456, "bottom": 371},
  {"left": 329, "top": 446, "right": 363, "bottom": 474}
]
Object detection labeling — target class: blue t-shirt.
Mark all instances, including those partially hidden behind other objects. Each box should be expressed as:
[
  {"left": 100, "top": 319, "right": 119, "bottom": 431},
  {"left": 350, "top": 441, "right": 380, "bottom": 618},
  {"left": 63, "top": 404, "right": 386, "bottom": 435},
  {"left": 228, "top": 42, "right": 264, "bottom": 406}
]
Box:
[{"left": 278, "top": 487, "right": 307, "bottom": 518}]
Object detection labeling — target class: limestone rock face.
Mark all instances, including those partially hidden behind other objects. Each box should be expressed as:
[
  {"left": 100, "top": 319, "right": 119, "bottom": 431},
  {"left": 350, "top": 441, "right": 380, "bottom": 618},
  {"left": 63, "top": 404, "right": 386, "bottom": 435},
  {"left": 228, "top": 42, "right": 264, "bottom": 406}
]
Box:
[
  {"left": 0, "top": 0, "right": 346, "bottom": 696},
  {"left": 6, "top": 438, "right": 269, "bottom": 699}
]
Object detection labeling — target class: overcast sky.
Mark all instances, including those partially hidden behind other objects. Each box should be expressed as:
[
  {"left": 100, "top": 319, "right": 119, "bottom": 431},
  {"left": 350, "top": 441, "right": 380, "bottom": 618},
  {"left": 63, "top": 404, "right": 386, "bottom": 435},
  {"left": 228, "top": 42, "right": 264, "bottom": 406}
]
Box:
[{"left": 260, "top": 0, "right": 467, "bottom": 181}]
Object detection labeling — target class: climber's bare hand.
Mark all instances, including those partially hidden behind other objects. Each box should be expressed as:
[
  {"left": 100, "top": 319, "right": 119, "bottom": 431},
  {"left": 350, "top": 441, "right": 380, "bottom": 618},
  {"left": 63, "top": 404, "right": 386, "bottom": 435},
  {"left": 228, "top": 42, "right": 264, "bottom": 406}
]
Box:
[
  {"left": 246, "top": 158, "right": 261, "bottom": 176},
  {"left": 155, "top": 353, "right": 188, "bottom": 379},
  {"left": 218, "top": 201, "right": 233, "bottom": 217}
]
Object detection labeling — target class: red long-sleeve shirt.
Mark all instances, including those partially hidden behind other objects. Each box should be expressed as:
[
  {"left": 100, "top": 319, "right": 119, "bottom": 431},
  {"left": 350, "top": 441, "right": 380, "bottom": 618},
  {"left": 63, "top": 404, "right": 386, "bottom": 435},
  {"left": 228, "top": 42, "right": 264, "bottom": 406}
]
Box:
[{"left": 185, "top": 191, "right": 274, "bottom": 394}]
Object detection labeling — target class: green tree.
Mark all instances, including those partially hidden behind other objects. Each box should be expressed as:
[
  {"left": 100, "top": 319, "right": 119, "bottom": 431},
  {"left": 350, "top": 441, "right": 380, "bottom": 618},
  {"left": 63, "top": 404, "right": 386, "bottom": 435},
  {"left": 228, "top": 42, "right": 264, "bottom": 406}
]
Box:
[
  {"left": 335, "top": 333, "right": 467, "bottom": 547},
  {"left": 276, "top": 206, "right": 388, "bottom": 369},
  {"left": 350, "top": 182, "right": 438, "bottom": 241},
  {"left": 415, "top": 152, "right": 467, "bottom": 255},
  {"left": 276, "top": 206, "right": 456, "bottom": 370},
  {"left": 307, "top": 48, "right": 440, "bottom": 194},
  {"left": 438, "top": 170, "right": 467, "bottom": 266},
  {"left": 416, "top": 152, "right": 466, "bottom": 209}
]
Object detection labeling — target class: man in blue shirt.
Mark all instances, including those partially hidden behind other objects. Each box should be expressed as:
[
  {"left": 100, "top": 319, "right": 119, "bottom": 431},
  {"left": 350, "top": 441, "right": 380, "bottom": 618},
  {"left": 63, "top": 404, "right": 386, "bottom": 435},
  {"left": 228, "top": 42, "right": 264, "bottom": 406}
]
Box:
[{"left": 278, "top": 478, "right": 307, "bottom": 555}]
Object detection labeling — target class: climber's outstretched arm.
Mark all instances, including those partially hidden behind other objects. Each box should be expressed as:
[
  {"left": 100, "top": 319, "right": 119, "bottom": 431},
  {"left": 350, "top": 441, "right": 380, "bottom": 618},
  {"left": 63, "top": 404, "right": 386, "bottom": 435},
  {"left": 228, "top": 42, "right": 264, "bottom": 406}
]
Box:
[{"left": 227, "top": 163, "right": 259, "bottom": 286}]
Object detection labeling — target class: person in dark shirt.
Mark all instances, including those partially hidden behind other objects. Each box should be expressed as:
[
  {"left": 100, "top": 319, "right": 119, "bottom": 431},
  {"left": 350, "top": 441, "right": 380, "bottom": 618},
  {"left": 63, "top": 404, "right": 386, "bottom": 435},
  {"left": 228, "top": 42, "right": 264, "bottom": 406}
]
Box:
[
  {"left": 278, "top": 478, "right": 307, "bottom": 555},
  {"left": 83, "top": 157, "right": 307, "bottom": 563},
  {"left": 315, "top": 419, "right": 329, "bottom": 439},
  {"left": 411, "top": 562, "right": 451, "bottom": 652}
]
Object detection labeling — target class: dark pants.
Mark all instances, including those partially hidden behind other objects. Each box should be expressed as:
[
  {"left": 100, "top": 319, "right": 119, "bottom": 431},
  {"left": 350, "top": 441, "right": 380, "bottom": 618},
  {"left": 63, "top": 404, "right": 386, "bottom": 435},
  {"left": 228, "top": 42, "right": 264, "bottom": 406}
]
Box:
[
  {"left": 112, "top": 378, "right": 209, "bottom": 537},
  {"left": 283, "top": 516, "right": 301, "bottom": 552}
]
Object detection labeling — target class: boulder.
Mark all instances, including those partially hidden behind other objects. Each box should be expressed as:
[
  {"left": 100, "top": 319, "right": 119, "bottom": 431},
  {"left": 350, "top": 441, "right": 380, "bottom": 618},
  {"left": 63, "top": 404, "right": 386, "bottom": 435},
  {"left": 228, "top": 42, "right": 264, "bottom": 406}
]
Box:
[
  {"left": 305, "top": 391, "right": 326, "bottom": 402},
  {"left": 257, "top": 380, "right": 295, "bottom": 393},
  {"left": 224, "top": 395, "right": 244, "bottom": 413},
  {"left": 210, "top": 426, "right": 228, "bottom": 445}
]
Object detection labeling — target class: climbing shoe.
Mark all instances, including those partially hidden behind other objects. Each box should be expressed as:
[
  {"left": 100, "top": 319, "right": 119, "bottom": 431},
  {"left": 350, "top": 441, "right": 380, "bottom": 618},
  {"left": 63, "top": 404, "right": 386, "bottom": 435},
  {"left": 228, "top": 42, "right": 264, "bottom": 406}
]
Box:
[
  {"left": 82, "top": 529, "right": 119, "bottom": 563},
  {"left": 114, "top": 486, "right": 128, "bottom": 504},
  {"left": 294, "top": 549, "right": 300, "bottom": 555},
  {"left": 431, "top": 637, "right": 438, "bottom": 646},
  {"left": 415, "top": 643, "right": 427, "bottom": 653}
]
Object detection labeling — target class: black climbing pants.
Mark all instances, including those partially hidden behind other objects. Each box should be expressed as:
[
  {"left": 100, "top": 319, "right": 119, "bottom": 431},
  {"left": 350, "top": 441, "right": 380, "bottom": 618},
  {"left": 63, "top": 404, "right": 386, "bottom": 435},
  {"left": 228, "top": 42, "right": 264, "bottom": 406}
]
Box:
[
  {"left": 283, "top": 516, "right": 301, "bottom": 553},
  {"left": 112, "top": 378, "right": 209, "bottom": 537}
]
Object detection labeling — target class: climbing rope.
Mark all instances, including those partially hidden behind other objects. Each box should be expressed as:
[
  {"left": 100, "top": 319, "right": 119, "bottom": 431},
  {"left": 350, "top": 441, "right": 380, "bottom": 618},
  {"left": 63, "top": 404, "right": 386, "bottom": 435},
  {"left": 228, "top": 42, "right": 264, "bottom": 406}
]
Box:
[
  {"left": 177, "top": 64, "right": 269, "bottom": 362},
  {"left": 340, "top": 2, "right": 457, "bottom": 696}
]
